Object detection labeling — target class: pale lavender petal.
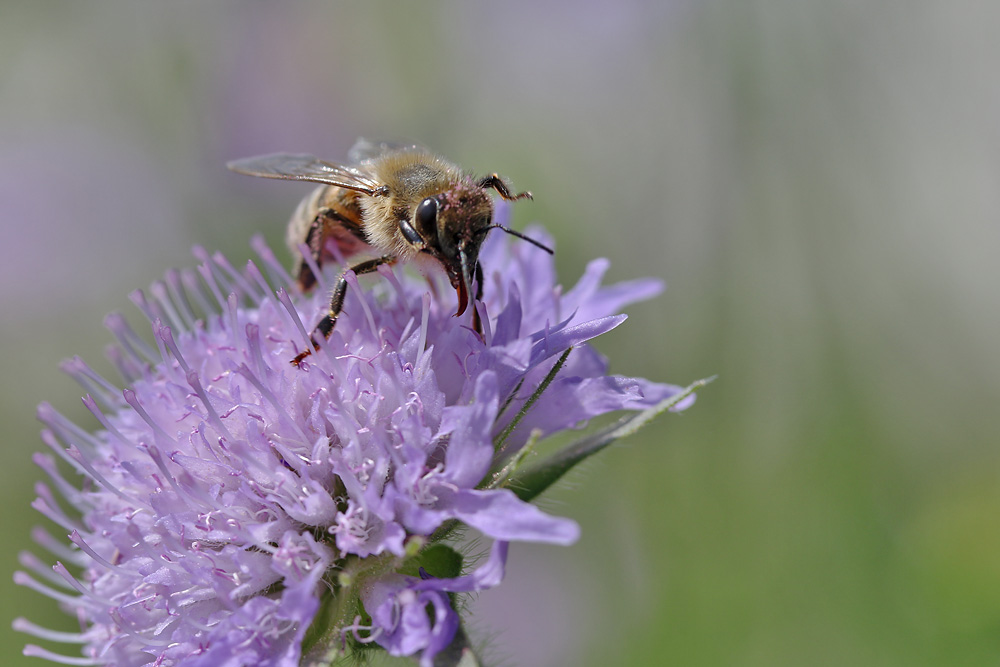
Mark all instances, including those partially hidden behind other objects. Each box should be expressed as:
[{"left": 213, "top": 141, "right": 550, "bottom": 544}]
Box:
[
  {"left": 439, "top": 372, "right": 499, "bottom": 487},
  {"left": 449, "top": 488, "right": 580, "bottom": 545}
]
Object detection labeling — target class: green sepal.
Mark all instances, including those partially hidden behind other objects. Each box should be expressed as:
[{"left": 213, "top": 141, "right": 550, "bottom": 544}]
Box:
[
  {"left": 504, "top": 376, "right": 715, "bottom": 502},
  {"left": 300, "top": 586, "right": 338, "bottom": 660},
  {"left": 299, "top": 552, "right": 396, "bottom": 664},
  {"left": 399, "top": 543, "right": 464, "bottom": 579}
]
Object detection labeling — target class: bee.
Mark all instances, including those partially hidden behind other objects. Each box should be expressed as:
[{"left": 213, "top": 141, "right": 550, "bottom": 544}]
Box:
[{"left": 228, "top": 140, "right": 552, "bottom": 366}]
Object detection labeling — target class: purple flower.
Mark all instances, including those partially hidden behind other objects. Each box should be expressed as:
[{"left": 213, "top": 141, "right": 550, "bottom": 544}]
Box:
[{"left": 15, "top": 221, "right": 693, "bottom": 666}]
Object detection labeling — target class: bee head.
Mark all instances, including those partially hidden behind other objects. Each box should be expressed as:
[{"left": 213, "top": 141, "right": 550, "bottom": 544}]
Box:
[
  {"left": 397, "top": 182, "right": 492, "bottom": 316},
  {"left": 396, "top": 176, "right": 548, "bottom": 319}
]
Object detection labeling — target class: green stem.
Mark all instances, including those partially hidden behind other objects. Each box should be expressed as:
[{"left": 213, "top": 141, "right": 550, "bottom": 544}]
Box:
[{"left": 494, "top": 347, "right": 573, "bottom": 454}]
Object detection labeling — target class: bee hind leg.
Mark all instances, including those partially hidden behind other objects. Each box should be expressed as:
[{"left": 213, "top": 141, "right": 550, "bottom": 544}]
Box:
[{"left": 292, "top": 255, "right": 396, "bottom": 367}]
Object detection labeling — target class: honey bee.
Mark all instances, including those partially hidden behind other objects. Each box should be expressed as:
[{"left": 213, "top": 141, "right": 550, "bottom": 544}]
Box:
[{"left": 228, "top": 140, "right": 552, "bottom": 366}]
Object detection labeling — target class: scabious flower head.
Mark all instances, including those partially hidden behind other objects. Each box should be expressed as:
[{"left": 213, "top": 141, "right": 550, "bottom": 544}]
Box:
[{"left": 15, "top": 215, "right": 693, "bottom": 666}]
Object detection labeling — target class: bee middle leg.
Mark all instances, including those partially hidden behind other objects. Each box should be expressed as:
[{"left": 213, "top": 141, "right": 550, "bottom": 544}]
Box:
[
  {"left": 296, "top": 208, "right": 363, "bottom": 292},
  {"left": 292, "top": 255, "right": 396, "bottom": 366},
  {"left": 295, "top": 210, "right": 334, "bottom": 292}
]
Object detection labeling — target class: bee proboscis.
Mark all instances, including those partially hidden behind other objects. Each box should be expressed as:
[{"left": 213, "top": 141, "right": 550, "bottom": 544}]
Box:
[{"left": 228, "top": 140, "right": 551, "bottom": 366}]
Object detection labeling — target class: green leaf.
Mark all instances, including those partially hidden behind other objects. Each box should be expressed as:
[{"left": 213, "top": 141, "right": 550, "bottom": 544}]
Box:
[
  {"left": 400, "top": 543, "right": 464, "bottom": 579},
  {"left": 504, "top": 376, "right": 715, "bottom": 502}
]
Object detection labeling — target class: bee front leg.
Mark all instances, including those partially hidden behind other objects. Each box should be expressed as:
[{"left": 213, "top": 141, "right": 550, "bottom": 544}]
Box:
[
  {"left": 472, "top": 261, "right": 484, "bottom": 335},
  {"left": 292, "top": 255, "right": 396, "bottom": 367},
  {"left": 479, "top": 173, "right": 532, "bottom": 201}
]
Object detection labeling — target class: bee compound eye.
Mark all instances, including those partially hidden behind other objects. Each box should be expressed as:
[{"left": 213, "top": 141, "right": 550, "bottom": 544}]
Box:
[{"left": 415, "top": 197, "right": 439, "bottom": 236}]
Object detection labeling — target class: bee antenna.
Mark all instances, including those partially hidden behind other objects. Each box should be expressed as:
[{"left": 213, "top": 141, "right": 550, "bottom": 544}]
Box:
[{"left": 480, "top": 225, "right": 554, "bottom": 255}]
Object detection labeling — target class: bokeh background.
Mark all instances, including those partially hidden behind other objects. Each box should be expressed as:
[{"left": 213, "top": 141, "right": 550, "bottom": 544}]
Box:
[{"left": 3, "top": 2, "right": 999, "bottom": 665}]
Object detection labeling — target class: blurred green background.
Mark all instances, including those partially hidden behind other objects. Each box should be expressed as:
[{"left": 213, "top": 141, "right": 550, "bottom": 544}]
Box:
[{"left": 3, "top": 2, "right": 999, "bottom": 665}]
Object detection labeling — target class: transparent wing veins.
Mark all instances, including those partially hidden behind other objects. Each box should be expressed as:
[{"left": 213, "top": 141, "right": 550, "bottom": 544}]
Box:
[
  {"left": 347, "top": 138, "right": 428, "bottom": 164},
  {"left": 226, "top": 153, "right": 384, "bottom": 195}
]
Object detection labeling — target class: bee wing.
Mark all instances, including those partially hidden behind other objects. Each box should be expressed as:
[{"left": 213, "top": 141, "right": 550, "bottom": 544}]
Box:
[
  {"left": 226, "top": 153, "right": 384, "bottom": 196},
  {"left": 347, "top": 138, "right": 429, "bottom": 164}
]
